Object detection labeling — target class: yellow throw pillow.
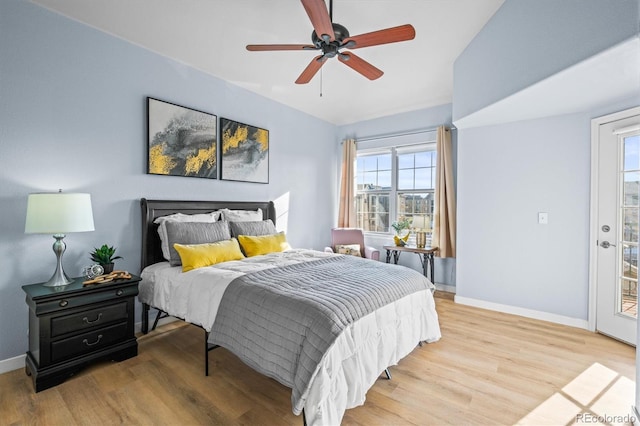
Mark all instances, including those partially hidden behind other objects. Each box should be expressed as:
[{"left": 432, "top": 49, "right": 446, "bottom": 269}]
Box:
[
  {"left": 237, "top": 232, "right": 291, "bottom": 257},
  {"left": 173, "top": 238, "right": 245, "bottom": 272}
]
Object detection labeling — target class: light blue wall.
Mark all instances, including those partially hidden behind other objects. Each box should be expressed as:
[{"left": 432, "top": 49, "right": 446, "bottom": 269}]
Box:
[
  {"left": 0, "top": 0, "right": 337, "bottom": 362},
  {"left": 453, "top": 0, "right": 640, "bottom": 322},
  {"left": 453, "top": 0, "right": 640, "bottom": 121},
  {"left": 337, "top": 104, "right": 457, "bottom": 287}
]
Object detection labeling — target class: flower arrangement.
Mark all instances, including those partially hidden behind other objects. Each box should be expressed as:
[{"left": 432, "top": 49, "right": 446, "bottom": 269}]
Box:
[{"left": 391, "top": 216, "right": 412, "bottom": 246}]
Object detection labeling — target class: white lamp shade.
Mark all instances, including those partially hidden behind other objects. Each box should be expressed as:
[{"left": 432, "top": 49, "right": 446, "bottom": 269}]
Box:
[
  {"left": 412, "top": 216, "right": 428, "bottom": 231},
  {"left": 25, "top": 193, "right": 95, "bottom": 234}
]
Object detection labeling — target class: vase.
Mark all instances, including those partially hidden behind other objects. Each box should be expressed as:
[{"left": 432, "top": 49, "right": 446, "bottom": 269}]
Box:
[{"left": 102, "top": 263, "right": 114, "bottom": 274}]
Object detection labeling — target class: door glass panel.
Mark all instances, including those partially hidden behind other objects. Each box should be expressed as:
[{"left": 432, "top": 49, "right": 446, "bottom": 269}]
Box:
[{"left": 619, "top": 135, "right": 640, "bottom": 318}]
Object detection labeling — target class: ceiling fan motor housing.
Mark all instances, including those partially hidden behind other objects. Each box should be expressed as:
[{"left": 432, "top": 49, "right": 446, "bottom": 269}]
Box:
[{"left": 312, "top": 22, "right": 350, "bottom": 56}]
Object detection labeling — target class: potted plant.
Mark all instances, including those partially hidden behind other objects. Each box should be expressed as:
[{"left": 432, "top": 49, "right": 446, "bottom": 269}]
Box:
[
  {"left": 391, "top": 217, "right": 412, "bottom": 246},
  {"left": 89, "top": 244, "right": 123, "bottom": 274}
]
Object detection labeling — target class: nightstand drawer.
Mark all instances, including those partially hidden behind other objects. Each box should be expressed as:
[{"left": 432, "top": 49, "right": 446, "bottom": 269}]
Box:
[
  {"left": 51, "top": 301, "right": 128, "bottom": 337},
  {"left": 50, "top": 322, "right": 128, "bottom": 363}
]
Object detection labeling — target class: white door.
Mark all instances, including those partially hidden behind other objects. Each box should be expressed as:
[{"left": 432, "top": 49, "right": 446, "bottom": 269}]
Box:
[{"left": 594, "top": 109, "right": 640, "bottom": 345}]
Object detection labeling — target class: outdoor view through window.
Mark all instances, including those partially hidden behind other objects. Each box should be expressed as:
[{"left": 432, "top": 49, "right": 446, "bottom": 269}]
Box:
[{"left": 355, "top": 145, "right": 436, "bottom": 236}]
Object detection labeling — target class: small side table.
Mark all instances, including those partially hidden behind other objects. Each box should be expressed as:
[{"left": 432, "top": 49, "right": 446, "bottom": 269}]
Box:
[
  {"left": 383, "top": 245, "right": 438, "bottom": 283},
  {"left": 22, "top": 275, "right": 140, "bottom": 392}
]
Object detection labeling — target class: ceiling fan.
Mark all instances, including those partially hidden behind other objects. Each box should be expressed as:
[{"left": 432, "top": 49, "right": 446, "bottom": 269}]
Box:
[{"left": 246, "top": 0, "right": 416, "bottom": 84}]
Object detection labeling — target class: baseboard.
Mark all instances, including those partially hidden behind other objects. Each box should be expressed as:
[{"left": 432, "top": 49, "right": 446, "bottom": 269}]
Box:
[
  {"left": 454, "top": 296, "right": 589, "bottom": 330},
  {"left": 0, "top": 354, "right": 26, "bottom": 375},
  {"left": 435, "top": 283, "right": 456, "bottom": 294}
]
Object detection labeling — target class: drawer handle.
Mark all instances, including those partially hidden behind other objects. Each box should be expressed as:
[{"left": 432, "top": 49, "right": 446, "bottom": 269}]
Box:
[
  {"left": 82, "top": 335, "right": 103, "bottom": 347},
  {"left": 116, "top": 289, "right": 124, "bottom": 296},
  {"left": 82, "top": 313, "right": 102, "bottom": 324},
  {"left": 59, "top": 300, "right": 68, "bottom": 307}
]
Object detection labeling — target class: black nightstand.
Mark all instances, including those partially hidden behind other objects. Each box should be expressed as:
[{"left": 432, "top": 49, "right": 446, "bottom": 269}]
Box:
[{"left": 22, "top": 275, "right": 140, "bottom": 392}]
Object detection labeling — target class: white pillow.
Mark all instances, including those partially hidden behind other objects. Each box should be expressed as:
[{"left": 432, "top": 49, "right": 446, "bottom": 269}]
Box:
[
  {"left": 154, "top": 211, "right": 220, "bottom": 260},
  {"left": 220, "top": 208, "right": 263, "bottom": 222}
]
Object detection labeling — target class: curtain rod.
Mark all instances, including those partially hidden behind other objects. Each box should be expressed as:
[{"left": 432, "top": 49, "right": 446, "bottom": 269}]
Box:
[{"left": 355, "top": 125, "right": 456, "bottom": 143}]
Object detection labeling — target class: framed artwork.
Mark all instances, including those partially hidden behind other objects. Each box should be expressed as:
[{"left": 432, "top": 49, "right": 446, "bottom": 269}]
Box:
[
  {"left": 147, "top": 97, "right": 217, "bottom": 179},
  {"left": 220, "top": 117, "right": 269, "bottom": 184}
]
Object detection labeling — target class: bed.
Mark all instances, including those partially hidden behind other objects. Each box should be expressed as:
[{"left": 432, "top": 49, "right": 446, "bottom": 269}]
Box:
[{"left": 138, "top": 198, "right": 441, "bottom": 425}]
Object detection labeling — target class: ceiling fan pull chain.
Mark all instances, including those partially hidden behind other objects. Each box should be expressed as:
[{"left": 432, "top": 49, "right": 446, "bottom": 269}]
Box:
[{"left": 320, "top": 68, "right": 323, "bottom": 97}]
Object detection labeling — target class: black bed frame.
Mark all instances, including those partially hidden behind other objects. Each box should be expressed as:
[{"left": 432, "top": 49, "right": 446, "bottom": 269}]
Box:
[{"left": 139, "top": 198, "right": 277, "bottom": 375}]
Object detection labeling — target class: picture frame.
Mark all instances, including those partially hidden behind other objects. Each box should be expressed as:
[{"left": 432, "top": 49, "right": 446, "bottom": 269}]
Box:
[
  {"left": 220, "top": 117, "right": 269, "bottom": 184},
  {"left": 147, "top": 97, "right": 218, "bottom": 179}
]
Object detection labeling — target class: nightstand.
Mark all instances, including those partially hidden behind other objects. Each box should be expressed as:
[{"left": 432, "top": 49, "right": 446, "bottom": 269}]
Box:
[{"left": 22, "top": 275, "right": 140, "bottom": 392}]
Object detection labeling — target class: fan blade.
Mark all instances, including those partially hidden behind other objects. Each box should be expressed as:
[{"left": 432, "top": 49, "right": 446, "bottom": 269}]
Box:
[
  {"left": 342, "top": 24, "right": 415, "bottom": 49},
  {"left": 301, "top": 0, "right": 334, "bottom": 42},
  {"left": 338, "top": 52, "right": 383, "bottom": 80},
  {"left": 295, "top": 55, "right": 327, "bottom": 84},
  {"left": 247, "top": 44, "right": 316, "bottom": 51}
]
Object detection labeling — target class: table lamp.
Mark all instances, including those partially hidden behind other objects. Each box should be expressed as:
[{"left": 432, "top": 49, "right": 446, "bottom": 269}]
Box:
[
  {"left": 412, "top": 216, "right": 428, "bottom": 249},
  {"left": 25, "top": 191, "right": 95, "bottom": 287}
]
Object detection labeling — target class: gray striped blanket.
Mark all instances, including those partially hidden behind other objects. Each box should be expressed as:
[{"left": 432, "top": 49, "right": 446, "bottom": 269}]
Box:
[{"left": 209, "top": 254, "right": 430, "bottom": 414}]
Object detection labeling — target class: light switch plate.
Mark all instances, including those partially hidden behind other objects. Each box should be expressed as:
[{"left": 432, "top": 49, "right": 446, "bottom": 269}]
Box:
[{"left": 538, "top": 212, "right": 548, "bottom": 225}]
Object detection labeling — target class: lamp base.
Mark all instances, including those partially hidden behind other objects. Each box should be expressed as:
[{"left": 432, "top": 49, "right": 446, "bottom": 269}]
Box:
[
  {"left": 42, "top": 234, "right": 74, "bottom": 287},
  {"left": 416, "top": 231, "right": 427, "bottom": 249}
]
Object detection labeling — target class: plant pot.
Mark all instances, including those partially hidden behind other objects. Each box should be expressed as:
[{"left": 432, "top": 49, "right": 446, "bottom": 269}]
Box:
[{"left": 102, "top": 263, "right": 114, "bottom": 274}]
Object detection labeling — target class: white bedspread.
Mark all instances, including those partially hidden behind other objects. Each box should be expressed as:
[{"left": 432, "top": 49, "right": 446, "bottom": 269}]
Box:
[{"left": 140, "top": 249, "right": 441, "bottom": 425}]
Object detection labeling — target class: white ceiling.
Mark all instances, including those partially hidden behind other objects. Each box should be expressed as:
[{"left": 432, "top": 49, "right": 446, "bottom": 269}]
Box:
[{"left": 31, "top": 0, "right": 505, "bottom": 125}]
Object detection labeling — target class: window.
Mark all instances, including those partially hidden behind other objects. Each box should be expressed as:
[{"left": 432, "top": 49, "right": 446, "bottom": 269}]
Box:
[{"left": 355, "top": 144, "right": 436, "bottom": 234}]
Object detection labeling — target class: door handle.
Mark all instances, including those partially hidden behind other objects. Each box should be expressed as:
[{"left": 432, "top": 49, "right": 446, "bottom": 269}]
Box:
[{"left": 600, "top": 241, "right": 616, "bottom": 248}]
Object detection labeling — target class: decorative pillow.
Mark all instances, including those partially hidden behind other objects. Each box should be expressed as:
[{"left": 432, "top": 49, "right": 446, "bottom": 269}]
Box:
[
  {"left": 173, "top": 239, "right": 245, "bottom": 272},
  {"left": 229, "top": 220, "right": 277, "bottom": 238},
  {"left": 220, "top": 208, "right": 263, "bottom": 222},
  {"left": 154, "top": 211, "right": 220, "bottom": 260},
  {"left": 237, "top": 232, "right": 290, "bottom": 257},
  {"left": 335, "top": 244, "right": 362, "bottom": 257},
  {"left": 164, "top": 221, "right": 231, "bottom": 266}
]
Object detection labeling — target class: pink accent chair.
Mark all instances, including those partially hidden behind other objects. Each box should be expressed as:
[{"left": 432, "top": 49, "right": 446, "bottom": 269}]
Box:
[{"left": 324, "top": 228, "right": 380, "bottom": 261}]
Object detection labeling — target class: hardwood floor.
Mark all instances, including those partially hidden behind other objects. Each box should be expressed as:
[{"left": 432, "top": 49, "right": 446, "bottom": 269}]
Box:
[{"left": 1, "top": 297, "right": 635, "bottom": 425}]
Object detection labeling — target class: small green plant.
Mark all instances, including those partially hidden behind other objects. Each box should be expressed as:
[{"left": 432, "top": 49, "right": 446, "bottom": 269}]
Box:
[
  {"left": 90, "top": 244, "right": 123, "bottom": 265},
  {"left": 391, "top": 216, "right": 412, "bottom": 234}
]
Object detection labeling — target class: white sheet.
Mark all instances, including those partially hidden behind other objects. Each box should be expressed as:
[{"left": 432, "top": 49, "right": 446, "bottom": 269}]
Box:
[{"left": 140, "top": 249, "right": 441, "bottom": 425}]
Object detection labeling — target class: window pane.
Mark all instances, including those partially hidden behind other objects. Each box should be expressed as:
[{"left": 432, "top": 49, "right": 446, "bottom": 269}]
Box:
[
  {"left": 623, "top": 207, "right": 639, "bottom": 242},
  {"left": 356, "top": 193, "right": 390, "bottom": 232},
  {"left": 624, "top": 135, "right": 640, "bottom": 171},
  {"left": 415, "top": 151, "right": 431, "bottom": 168},
  {"left": 378, "top": 155, "right": 392, "bottom": 171},
  {"left": 378, "top": 170, "right": 392, "bottom": 189},
  {"left": 362, "top": 171, "right": 377, "bottom": 189},
  {"left": 362, "top": 156, "right": 378, "bottom": 171},
  {"left": 624, "top": 172, "right": 639, "bottom": 206},
  {"left": 398, "top": 153, "right": 414, "bottom": 170},
  {"left": 415, "top": 168, "right": 431, "bottom": 189},
  {"left": 398, "top": 169, "right": 414, "bottom": 190}
]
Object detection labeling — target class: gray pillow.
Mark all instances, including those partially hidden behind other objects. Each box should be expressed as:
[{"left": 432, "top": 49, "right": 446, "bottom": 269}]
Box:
[
  {"left": 165, "top": 221, "right": 232, "bottom": 266},
  {"left": 229, "top": 220, "right": 277, "bottom": 237}
]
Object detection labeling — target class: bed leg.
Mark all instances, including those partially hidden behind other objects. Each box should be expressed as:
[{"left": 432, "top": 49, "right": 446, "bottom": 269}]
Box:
[
  {"left": 151, "top": 310, "right": 163, "bottom": 331},
  {"left": 205, "top": 331, "right": 209, "bottom": 377},
  {"left": 142, "top": 303, "right": 149, "bottom": 334},
  {"left": 384, "top": 368, "right": 392, "bottom": 380},
  {"left": 302, "top": 408, "right": 307, "bottom": 426}
]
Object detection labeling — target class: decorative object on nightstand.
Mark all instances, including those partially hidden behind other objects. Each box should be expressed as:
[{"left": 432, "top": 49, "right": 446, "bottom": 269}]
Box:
[
  {"left": 89, "top": 244, "right": 123, "bottom": 274},
  {"left": 412, "top": 216, "right": 430, "bottom": 249},
  {"left": 24, "top": 191, "right": 95, "bottom": 287},
  {"left": 391, "top": 216, "right": 412, "bottom": 246},
  {"left": 22, "top": 274, "right": 141, "bottom": 392}
]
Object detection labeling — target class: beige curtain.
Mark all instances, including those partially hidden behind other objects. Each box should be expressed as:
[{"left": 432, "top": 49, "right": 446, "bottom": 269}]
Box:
[
  {"left": 338, "top": 139, "right": 356, "bottom": 227},
  {"left": 433, "top": 126, "right": 456, "bottom": 257}
]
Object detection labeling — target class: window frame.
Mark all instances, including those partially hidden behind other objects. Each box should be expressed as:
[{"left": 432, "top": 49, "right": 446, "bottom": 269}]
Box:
[{"left": 355, "top": 141, "right": 437, "bottom": 235}]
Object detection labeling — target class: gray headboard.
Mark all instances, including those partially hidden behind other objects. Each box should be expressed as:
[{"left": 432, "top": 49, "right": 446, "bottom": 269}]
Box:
[{"left": 140, "top": 198, "right": 276, "bottom": 271}]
